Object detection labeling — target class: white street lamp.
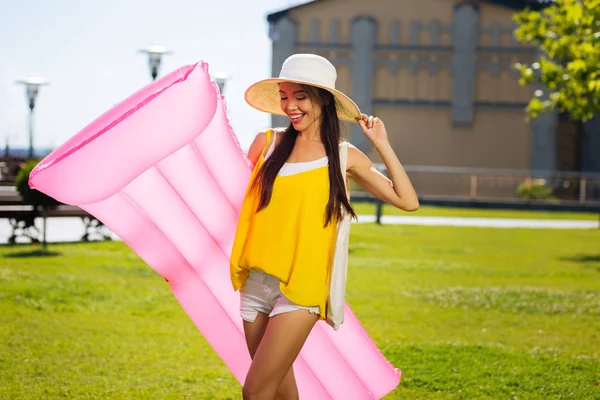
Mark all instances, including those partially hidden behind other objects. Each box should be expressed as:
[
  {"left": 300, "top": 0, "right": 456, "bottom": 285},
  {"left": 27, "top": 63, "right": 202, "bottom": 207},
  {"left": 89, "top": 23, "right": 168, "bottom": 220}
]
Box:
[
  {"left": 213, "top": 71, "right": 229, "bottom": 94},
  {"left": 138, "top": 45, "right": 173, "bottom": 81},
  {"left": 16, "top": 77, "right": 49, "bottom": 159}
]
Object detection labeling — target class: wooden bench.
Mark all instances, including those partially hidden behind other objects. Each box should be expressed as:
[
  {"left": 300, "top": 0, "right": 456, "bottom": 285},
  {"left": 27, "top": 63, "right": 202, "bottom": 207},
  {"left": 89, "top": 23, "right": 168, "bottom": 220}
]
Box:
[{"left": 0, "top": 202, "right": 112, "bottom": 244}]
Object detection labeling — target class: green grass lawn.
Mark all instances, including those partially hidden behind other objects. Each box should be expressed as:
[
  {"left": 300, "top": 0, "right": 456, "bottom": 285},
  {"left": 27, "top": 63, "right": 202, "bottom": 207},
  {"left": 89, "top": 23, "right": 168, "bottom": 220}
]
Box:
[
  {"left": 352, "top": 203, "right": 599, "bottom": 221},
  {"left": 1, "top": 223, "right": 599, "bottom": 399}
]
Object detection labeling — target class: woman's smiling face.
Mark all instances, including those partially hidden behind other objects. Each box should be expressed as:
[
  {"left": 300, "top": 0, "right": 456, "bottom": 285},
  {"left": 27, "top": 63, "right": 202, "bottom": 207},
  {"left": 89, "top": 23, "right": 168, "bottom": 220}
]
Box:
[{"left": 279, "top": 82, "right": 323, "bottom": 131}]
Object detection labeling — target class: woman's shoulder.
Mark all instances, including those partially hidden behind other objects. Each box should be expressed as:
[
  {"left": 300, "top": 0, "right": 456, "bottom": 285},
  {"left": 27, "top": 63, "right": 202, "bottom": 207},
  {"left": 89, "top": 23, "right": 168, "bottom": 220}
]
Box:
[
  {"left": 254, "top": 127, "right": 286, "bottom": 142},
  {"left": 269, "top": 127, "right": 287, "bottom": 148},
  {"left": 271, "top": 126, "right": 287, "bottom": 137},
  {"left": 339, "top": 139, "right": 358, "bottom": 153},
  {"left": 246, "top": 127, "right": 287, "bottom": 165},
  {"left": 343, "top": 141, "right": 372, "bottom": 170}
]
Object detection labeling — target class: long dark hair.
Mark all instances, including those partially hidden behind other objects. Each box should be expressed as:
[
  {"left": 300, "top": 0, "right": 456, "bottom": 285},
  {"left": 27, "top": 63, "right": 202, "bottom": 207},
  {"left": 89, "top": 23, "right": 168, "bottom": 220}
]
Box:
[{"left": 250, "top": 85, "right": 357, "bottom": 227}]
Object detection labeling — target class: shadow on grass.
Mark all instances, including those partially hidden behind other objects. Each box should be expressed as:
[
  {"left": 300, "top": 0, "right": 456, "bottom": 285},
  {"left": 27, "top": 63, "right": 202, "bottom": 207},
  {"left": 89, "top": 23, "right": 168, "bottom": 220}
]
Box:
[
  {"left": 561, "top": 254, "right": 600, "bottom": 263},
  {"left": 0, "top": 240, "right": 111, "bottom": 249},
  {"left": 3, "top": 249, "right": 62, "bottom": 258},
  {"left": 561, "top": 254, "right": 600, "bottom": 273}
]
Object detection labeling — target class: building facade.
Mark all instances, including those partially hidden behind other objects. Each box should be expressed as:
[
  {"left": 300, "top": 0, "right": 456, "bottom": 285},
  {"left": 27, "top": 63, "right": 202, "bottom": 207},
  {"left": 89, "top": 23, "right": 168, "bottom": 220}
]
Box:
[{"left": 267, "top": 0, "right": 600, "bottom": 173}]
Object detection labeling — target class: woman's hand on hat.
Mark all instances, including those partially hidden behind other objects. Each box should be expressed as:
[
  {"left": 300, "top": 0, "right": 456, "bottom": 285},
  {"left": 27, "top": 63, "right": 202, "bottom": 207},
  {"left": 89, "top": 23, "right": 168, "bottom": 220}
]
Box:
[{"left": 356, "top": 114, "right": 388, "bottom": 143}]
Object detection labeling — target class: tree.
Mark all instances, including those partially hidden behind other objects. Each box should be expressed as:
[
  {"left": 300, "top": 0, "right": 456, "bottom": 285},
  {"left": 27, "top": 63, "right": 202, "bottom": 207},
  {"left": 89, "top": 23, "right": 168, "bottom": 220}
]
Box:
[
  {"left": 513, "top": 0, "right": 600, "bottom": 121},
  {"left": 15, "top": 160, "right": 62, "bottom": 250}
]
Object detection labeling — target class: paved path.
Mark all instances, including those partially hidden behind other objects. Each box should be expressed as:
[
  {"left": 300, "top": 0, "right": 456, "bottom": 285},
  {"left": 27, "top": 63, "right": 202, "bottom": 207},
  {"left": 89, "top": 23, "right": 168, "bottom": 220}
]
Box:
[{"left": 0, "top": 215, "right": 597, "bottom": 244}]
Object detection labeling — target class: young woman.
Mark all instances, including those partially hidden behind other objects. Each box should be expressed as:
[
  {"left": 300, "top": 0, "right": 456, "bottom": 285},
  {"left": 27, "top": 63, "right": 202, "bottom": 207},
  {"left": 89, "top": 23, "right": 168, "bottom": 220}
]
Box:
[{"left": 230, "top": 54, "right": 419, "bottom": 400}]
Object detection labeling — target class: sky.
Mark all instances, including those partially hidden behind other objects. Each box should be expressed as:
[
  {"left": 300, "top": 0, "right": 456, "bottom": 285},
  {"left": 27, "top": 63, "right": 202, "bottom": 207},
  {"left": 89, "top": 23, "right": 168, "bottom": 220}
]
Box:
[{"left": 0, "top": 0, "right": 310, "bottom": 153}]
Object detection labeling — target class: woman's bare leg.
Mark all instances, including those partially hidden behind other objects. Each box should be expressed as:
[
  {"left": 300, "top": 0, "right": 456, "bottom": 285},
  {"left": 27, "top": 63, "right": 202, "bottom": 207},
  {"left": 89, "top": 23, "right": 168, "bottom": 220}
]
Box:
[
  {"left": 243, "top": 313, "right": 301, "bottom": 400},
  {"left": 242, "top": 310, "right": 318, "bottom": 400}
]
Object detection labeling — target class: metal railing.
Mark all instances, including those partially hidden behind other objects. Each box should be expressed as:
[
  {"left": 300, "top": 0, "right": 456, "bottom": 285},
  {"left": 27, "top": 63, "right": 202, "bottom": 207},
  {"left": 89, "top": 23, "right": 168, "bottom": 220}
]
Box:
[{"left": 368, "top": 164, "right": 600, "bottom": 204}]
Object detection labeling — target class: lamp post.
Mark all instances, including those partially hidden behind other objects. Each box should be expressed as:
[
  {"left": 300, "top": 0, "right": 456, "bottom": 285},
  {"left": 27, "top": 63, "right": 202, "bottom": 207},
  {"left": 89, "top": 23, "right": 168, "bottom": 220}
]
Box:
[
  {"left": 16, "top": 77, "right": 48, "bottom": 159},
  {"left": 138, "top": 45, "right": 172, "bottom": 81},
  {"left": 213, "top": 71, "right": 229, "bottom": 94}
]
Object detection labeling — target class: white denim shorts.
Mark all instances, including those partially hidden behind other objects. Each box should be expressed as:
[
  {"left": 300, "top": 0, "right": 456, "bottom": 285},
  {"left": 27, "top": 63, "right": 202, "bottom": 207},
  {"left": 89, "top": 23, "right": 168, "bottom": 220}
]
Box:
[{"left": 240, "top": 270, "right": 320, "bottom": 323}]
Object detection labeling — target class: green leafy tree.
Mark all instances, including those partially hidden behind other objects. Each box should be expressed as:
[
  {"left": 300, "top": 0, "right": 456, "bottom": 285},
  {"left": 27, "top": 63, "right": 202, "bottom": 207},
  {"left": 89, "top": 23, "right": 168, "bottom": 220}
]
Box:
[{"left": 513, "top": 0, "right": 600, "bottom": 121}]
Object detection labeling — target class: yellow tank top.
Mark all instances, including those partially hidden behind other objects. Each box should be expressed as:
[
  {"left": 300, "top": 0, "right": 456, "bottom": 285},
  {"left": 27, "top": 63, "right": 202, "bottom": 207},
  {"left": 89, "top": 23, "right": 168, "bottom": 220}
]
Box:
[{"left": 230, "top": 129, "right": 337, "bottom": 320}]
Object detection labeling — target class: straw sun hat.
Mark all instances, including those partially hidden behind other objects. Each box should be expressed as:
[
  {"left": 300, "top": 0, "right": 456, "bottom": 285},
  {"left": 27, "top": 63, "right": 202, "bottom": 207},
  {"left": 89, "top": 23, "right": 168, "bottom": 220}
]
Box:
[{"left": 244, "top": 54, "right": 361, "bottom": 123}]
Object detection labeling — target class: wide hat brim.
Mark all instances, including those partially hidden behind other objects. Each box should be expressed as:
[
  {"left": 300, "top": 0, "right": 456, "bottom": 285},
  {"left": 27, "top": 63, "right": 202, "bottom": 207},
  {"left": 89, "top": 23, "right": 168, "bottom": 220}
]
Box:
[{"left": 244, "top": 78, "right": 361, "bottom": 124}]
